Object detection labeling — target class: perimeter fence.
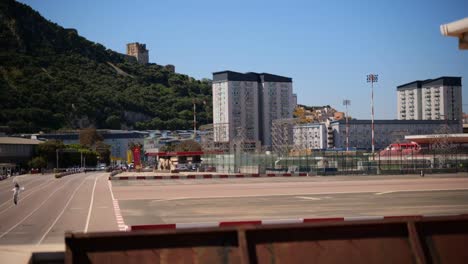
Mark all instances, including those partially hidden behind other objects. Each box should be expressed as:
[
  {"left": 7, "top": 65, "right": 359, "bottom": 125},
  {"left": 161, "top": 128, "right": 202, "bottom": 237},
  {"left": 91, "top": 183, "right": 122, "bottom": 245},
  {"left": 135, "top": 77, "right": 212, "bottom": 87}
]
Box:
[{"left": 199, "top": 149, "right": 468, "bottom": 175}]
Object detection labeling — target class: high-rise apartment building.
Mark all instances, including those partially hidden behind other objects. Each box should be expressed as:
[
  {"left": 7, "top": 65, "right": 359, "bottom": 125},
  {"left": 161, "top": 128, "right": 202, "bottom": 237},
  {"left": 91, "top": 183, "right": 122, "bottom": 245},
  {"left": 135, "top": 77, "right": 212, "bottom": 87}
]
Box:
[
  {"left": 397, "top": 77, "right": 462, "bottom": 121},
  {"left": 212, "top": 71, "right": 295, "bottom": 146},
  {"left": 126, "top": 42, "right": 149, "bottom": 64}
]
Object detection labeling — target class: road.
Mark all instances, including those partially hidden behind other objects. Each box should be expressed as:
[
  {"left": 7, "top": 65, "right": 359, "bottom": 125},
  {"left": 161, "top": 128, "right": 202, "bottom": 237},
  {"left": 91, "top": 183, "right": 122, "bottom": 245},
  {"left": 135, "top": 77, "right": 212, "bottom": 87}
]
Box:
[
  {"left": 0, "top": 172, "right": 119, "bottom": 246},
  {"left": 111, "top": 174, "right": 468, "bottom": 225}
]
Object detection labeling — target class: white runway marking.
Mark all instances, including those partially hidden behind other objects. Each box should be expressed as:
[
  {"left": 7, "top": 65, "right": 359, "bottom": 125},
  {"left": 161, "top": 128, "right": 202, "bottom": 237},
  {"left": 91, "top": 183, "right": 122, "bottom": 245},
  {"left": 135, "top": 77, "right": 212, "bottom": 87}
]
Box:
[
  {"left": 0, "top": 177, "right": 74, "bottom": 239},
  {"left": 295, "top": 196, "right": 322, "bottom": 200},
  {"left": 375, "top": 191, "right": 395, "bottom": 195},
  {"left": 108, "top": 180, "right": 128, "bottom": 231},
  {"left": 84, "top": 175, "right": 98, "bottom": 233},
  {"left": 37, "top": 176, "right": 87, "bottom": 245},
  {"left": 0, "top": 180, "right": 54, "bottom": 213}
]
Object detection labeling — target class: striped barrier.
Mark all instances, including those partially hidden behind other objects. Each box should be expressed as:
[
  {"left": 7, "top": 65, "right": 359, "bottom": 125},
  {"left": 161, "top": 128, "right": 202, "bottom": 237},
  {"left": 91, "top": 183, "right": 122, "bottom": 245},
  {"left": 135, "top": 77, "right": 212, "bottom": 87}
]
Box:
[
  {"left": 129, "top": 213, "right": 468, "bottom": 231},
  {"left": 109, "top": 173, "right": 309, "bottom": 180}
]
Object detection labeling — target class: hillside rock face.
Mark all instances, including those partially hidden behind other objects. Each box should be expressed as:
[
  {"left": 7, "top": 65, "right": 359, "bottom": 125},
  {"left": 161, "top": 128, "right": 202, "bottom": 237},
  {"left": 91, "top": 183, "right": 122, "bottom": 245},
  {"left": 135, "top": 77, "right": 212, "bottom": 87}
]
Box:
[{"left": 0, "top": 0, "right": 212, "bottom": 133}]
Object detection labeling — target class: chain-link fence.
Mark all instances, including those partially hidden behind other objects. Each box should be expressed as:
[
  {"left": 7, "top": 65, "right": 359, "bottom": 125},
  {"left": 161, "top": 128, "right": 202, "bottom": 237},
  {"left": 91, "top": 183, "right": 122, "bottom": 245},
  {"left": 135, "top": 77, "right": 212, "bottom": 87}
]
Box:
[{"left": 200, "top": 149, "right": 468, "bottom": 175}]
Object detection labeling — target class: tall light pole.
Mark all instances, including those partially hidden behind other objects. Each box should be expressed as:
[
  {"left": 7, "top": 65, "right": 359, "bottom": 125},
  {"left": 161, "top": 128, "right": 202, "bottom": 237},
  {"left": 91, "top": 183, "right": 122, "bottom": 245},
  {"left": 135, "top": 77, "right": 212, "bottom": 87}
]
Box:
[
  {"left": 343, "top": 99, "right": 351, "bottom": 151},
  {"left": 367, "top": 74, "right": 378, "bottom": 156},
  {"left": 193, "top": 99, "right": 197, "bottom": 138}
]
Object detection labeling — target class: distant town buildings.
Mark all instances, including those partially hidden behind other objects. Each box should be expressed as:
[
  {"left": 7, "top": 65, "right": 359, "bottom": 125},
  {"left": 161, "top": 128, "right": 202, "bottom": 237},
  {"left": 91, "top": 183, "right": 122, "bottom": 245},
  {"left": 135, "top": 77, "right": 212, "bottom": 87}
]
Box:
[
  {"left": 212, "top": 71, "right": 296, "bottom": 147},
  {"left": 294, "top": 105, "right": 339, "bottom": 123},
  {"left": 126, "top": 42, "right": 149, "bottom": 64},
  {"left": 397, "top": 77, "right": 462, "bottom": 121}
]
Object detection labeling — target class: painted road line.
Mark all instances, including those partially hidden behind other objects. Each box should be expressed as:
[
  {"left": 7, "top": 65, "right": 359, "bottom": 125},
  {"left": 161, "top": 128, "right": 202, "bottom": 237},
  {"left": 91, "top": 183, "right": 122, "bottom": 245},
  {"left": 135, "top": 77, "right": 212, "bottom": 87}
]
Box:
[
  {"left": 295, "top": 196, "right": 322, "bottom": 200},
  {"left": 84, "top": 175, "right": 99, "bottom": 233},
  {"left": 37, "top": 175, "right": 88, "bottom": 245},
  {"left": 375, "top": 191, "right": 395, "bottom": 195},
  {"left": 0, "top": 176, "right": 75, "bottom": 239},
  {"left": 108, "top": 180, "right": 128, "bottom": 231}
]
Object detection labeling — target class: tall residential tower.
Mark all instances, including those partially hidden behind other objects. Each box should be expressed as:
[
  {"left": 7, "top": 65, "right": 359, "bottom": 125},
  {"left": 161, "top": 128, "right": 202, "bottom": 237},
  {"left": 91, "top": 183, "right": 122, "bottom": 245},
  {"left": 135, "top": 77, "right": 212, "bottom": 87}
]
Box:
[
  {"left": 397, "top": 77, "right": 462, "bottom": 121},
  {"left": 212, "top": 71, "right": 296, "bottom": 147}
]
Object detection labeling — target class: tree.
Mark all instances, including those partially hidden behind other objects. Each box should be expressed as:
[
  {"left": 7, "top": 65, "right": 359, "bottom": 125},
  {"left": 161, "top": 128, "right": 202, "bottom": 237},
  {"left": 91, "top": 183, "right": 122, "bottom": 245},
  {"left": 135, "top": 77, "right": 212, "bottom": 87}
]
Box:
[
  {"left": 105, "top": 115, "right": 121, "bottom": 129},
  {"left": 37, "top": 140, "right": 65, "bottom": 167},
  {"left": 95, "top": 141, "right": 111, "bottom": 165},
  {"left": 174, "top": 140, "right": 202, "bottom": 152},
  {"left": 79, "top": 128, "right": 103, "bottom": 147},
  {"left": 28, "top": 156, "right": 47, "bottom": 169}
]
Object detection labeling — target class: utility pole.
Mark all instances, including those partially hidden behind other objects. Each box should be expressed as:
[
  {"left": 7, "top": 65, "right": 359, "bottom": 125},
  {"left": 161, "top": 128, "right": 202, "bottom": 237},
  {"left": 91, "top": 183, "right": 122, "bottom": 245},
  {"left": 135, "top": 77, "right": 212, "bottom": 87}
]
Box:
[{"left": 367, "top": 74, "right": 378, "bottom": 157}]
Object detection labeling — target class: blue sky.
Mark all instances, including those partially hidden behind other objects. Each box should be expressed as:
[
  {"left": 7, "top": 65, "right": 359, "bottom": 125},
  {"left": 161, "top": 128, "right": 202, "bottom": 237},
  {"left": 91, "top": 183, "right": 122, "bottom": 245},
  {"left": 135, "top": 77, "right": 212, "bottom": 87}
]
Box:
[{"left": 19, "top": 0, "right": 468, "bottom": 119}]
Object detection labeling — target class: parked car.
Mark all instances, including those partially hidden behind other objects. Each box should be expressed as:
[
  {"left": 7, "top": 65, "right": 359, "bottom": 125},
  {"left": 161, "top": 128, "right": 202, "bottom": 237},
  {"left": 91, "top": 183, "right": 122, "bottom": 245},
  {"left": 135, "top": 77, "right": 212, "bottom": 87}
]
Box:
[{"left": 175, "top": 164, "right": 189, "bottom": 171}]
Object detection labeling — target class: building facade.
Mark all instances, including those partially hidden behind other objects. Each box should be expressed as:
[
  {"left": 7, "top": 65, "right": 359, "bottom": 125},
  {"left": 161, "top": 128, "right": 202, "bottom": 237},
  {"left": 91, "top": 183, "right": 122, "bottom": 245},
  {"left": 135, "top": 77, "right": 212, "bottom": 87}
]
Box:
[
  {"left": 37, "top": 130, "right": 148, "bottom": 162},
  {"left": 126, "top": 42, "right": 149, "bottom": 64},
  {"left": 0, "top": 137, "right": 42, "bottom": 174},
  {"left": 293, "top": 123, "right": 327, "bottom": 150},
  {"left": 329, "top": 119, "right": 462, "bottom": 150},
  {"left": 397, "top": 77, "right": 462, "bottom": 121},
  {"left": 212, "top": 71, "right": 295, "bottom": 146}
]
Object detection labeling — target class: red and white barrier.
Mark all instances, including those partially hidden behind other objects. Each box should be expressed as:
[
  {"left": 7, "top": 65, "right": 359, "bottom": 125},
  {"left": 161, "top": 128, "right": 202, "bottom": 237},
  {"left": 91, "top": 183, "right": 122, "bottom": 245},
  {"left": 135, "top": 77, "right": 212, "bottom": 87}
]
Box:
[
  {"left": 109, "top": 172, "right": 308, "bottom": 181},
  {"left": 129, "top": 213, "right": 468, "bottom": 231}
]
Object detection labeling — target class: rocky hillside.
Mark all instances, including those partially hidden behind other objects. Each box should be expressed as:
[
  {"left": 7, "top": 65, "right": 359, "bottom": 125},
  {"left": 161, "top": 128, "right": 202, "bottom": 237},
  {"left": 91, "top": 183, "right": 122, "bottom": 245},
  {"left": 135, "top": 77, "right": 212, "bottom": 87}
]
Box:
[{"left": 0, "top": 0, "right": 212, "bottom": 133}]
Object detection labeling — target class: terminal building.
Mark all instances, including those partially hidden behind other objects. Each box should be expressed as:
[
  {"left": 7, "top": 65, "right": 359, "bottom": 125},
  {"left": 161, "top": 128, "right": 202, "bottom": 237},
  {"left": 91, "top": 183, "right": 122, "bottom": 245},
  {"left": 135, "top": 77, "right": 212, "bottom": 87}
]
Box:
[
  {"left": 37, "top": 130, "right": 148, "bottom": 162},
  {"left": 0, "top": 137, "right": 42, "bottom": 175}
]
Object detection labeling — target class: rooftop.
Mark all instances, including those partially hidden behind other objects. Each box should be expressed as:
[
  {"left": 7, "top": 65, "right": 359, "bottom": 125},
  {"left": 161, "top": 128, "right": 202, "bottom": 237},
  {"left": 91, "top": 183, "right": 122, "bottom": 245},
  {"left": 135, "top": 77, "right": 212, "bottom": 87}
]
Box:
[
  {"left": 212, "top": 70, "right": 292, "bottom": 83},
  {"left": 397, "top": 76, "right": 461, "bottom": 90},
  {"left": 0, "top": 137, "right": 43, "bottom": 145}
]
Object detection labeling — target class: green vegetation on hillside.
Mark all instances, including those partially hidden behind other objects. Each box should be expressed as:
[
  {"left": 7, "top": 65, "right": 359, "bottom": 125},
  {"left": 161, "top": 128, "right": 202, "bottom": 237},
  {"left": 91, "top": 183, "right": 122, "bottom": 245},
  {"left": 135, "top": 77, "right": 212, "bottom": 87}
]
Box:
[{"left": 0, "top": 0, "right": 212, "bottom": 134}]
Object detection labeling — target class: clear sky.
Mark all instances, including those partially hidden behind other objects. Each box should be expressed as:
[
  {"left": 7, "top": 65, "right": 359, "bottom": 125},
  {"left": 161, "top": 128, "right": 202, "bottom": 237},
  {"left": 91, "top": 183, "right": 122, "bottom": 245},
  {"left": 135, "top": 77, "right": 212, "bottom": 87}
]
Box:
[{"left": 18, "top": 0, "right": 468, "bottom": 119}]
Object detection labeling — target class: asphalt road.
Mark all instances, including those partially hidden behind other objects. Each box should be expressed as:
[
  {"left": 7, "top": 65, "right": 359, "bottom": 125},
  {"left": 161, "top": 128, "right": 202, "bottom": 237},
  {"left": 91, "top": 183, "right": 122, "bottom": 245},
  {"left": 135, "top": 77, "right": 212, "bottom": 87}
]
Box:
[
  {"left": 111, "top": 174, "right": 468, "bottom": 225},
  {"left": 0, "top": 172, "right": 118, "bottom": 246}
]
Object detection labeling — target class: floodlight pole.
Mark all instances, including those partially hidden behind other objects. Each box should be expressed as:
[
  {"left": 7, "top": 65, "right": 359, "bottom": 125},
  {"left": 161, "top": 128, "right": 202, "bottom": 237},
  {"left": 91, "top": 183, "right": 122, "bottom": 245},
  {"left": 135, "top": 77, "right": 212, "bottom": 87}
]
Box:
[
  {"left": 367, "top": 74, "right": 378, "bottom": 158},
  {"left": 343, "top": 100, "right": 351, "bottom": 151}
]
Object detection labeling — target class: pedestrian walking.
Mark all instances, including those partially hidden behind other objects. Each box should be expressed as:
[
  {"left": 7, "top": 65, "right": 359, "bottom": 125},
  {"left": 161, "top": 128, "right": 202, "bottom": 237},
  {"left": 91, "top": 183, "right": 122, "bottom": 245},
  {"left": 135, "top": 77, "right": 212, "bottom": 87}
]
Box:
[{"left": 12, "top": 181, "right": 24, "bottom": 205}]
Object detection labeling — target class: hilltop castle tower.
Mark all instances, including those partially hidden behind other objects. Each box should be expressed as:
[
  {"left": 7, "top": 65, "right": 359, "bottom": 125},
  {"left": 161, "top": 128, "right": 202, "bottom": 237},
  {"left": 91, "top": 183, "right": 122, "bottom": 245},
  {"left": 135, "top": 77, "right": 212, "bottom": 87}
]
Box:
[{"left": 126, "top": 42, "right": 149, "bottom": 64}]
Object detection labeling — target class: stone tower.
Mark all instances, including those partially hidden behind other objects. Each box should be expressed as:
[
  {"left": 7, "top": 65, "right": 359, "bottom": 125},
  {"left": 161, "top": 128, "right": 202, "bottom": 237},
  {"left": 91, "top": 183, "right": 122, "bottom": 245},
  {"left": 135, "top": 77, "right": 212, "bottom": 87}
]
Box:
[{"left": 126, "top": 42, "right": 149, "bottom": 64}]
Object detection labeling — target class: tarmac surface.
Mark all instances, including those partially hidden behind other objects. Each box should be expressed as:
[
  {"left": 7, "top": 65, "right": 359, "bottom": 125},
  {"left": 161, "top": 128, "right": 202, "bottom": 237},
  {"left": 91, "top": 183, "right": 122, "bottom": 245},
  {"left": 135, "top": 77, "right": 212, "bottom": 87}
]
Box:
[
  {"left": 0, "top": 172, "right": 118, "bottom": 263},
  {"left": 1, "top": 172, "right": 468, "bottom": 263},
  {"left": 112, "top": 173, "right": 468, "bottom": 225}
]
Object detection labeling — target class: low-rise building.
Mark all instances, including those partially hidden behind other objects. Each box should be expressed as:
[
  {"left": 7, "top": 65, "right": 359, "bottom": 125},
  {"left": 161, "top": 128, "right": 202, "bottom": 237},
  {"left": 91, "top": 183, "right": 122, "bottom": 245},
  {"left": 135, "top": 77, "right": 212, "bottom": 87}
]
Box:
[
  {"left": 329, "top": 119, "right": 462, "bottom": 150},
  {"left": 36, "top": 130, "right": 148, "bottom": 162},
  {"left": 293, "top": 123, "right": 327, "bottom": 150},
  {"left": 0, "top": 137, "right": 42, "bottom": 175}
]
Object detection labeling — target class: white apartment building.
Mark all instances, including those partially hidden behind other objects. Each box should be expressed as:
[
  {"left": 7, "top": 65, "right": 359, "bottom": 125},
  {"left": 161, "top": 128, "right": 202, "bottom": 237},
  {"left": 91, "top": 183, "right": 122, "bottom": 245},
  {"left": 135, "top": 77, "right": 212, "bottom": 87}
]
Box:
[
  {"left": 293, "top": 123, "right": 327, "bottom": 150},
  {"left": 212, "top": 71, "right": 295, "bottom": 146},
  {"left": 397, "top": 77, "right": 462, "bottom": 121}
]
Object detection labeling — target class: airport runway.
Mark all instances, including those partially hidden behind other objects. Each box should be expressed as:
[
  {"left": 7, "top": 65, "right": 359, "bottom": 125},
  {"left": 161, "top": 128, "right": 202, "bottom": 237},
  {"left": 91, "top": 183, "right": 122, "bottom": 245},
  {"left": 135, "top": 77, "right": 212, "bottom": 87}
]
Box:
[
  {"left": 111, "top": 174, "right": 468, "bottom": 225},
  {"left": 1, "top": 172, "right": 468, "bottom": 263},
  {"left": 0, "top": 172, "right": 118, "bottom": 246}
]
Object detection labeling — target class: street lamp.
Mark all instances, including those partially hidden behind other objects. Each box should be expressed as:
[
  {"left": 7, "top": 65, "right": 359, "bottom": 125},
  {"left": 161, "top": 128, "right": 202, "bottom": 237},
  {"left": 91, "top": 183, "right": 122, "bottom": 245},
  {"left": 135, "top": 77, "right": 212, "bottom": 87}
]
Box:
[
  {"left": 367, "top": 74, "right": 378, "bottom": 156},
  {"left": 343, "top": 99, "right": 351, "bottom": 151}
]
